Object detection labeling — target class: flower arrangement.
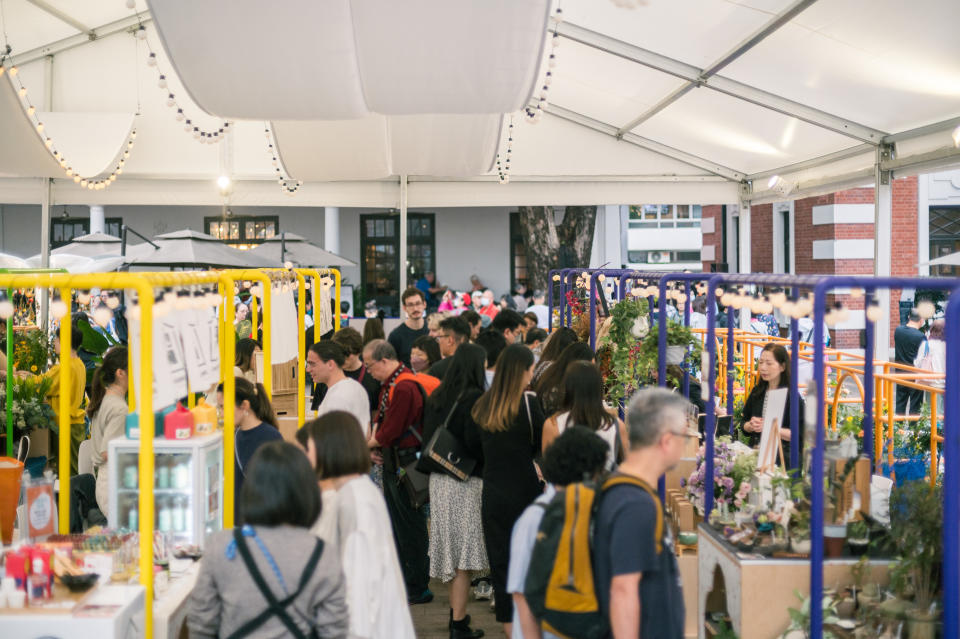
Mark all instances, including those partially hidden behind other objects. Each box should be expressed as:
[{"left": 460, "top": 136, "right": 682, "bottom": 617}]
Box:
[
  {"left": 682, "top": 436, "right": 756, "bottom": 514},
  {"left": 12, "top": 328, "right": 52, "bottom": 374},
  {"left": 598, "top": 296, "right": 649, "bottom": 405},
  {"left": 0, "top": 375, "right": 57, "bottom": 440}
]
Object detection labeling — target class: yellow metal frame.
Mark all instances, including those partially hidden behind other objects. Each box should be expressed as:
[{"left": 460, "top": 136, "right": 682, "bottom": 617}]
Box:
[{"left": 0, "top": 266, "right": 339, "bottom": 638}]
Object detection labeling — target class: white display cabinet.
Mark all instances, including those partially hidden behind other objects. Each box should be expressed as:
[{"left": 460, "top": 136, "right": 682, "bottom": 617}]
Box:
[{"left": 108, "top": 432, "right": 223, "bottom": 548}]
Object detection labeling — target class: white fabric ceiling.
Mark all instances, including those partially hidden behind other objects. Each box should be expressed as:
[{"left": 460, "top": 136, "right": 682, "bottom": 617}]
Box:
[{"left": 0, "top": 0, "right": 956, "bottom": 207}]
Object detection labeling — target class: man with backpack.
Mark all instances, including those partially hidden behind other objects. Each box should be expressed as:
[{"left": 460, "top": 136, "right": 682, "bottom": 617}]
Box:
[
  {"left": 508, "top": 426, "right": 611, "bottom": 639},
  {"left": 594, "top": 388, "right": 694, "bottom": 638},
  {"left": 363, "top": 338, "right": 439, "bottom": 605}
]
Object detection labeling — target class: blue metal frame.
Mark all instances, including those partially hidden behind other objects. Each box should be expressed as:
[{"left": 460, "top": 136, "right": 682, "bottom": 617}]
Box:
[
  {"left": 943, "top": 289, "right": 960, "bottom": 639},
  {"left": 656, "top": 273, "right": 713, "bottom": 398}
]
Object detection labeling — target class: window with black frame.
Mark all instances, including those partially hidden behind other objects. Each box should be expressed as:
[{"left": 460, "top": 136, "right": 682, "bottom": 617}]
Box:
[
  {"left": 360, "top": 212, "right": 435, "bottom": 315},
  {"left": 203, "top": 215, "right": 278, "bottom": 249},
  {"left": 50, "top": 217, "right": 123, "bottom": 248}
]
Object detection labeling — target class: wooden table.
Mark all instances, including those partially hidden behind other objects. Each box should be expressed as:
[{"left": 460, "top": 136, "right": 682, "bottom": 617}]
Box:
[{"left": 697, "top": 524, "right": 890, "bottom": 639}]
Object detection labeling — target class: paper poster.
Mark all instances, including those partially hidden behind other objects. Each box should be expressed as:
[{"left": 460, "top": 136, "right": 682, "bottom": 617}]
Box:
[
  {"left": 758, "top": 387, "right": 788, "bottom": 472},
  {"left": 129, "top": 306, "right": 189, "bottom": 410},
  {"left": 26, "top": 481, "right": 55, "bottom": 540},
  {"left": 181, "top": 307, "right": 219, "bottom": 391}
]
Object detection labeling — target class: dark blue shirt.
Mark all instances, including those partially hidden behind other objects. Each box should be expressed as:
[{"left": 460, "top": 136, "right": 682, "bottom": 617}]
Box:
[
  {"left": 593, "top": 482, "right": 684, "bottom": 639},
  {"left": 235, "top": 422, "right": 283, "bottom": 495}
]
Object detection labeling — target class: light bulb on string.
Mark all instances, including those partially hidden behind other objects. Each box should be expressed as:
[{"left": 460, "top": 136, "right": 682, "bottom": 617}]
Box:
[
  {"left": 163, "top": 289, "right": 177, "bottom": 306},
  {"left": 8, "top": 66, "right": 17, "bottom": 76},
  {"left": 125, "top": 304, "right": 141, "bottom": 322},
  {"left": 106, "top": 293, "right": 120, "bottom": 309},
  {"left": 147, "top": 52, "right": 157, "bottom": 67},
  {"left": 916, "top": 300, "right": 936, "bottom": 320},
  {"left": 50, "top": 293, "right": 68, "bottom": 319},
  {"left": 77, "top": 290, "right": 91, "bottom": 305},
  {"left": 27, "top": 106, "right": 35, "bottom": 116},
  {"left": 866, "top": 300, "right": 883, "bottom": 323},
  {"left": 770, "top": 289, "right": 787, "bottom": 308},
  {"left": 174, "top": 292, "right": 192, "bottom": 311},
  {"left": 836, "top": 303, "right": 850, "bottom": 324},
  {"left": 781, "top": 300, "right": 795, "bottom": 318},
  {"left": 0, "top": 292, "right": 14, "bottom": 320},
  {"left": 849, "top": 287, "right": 864, "bottom": 300},
  {"left": 136, "top": 25, "right": 147, "bottom": 40}
]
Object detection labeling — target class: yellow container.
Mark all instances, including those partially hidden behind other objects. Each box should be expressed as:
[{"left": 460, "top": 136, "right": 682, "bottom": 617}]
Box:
[{"left": 191, "top": 398, "right": 217, "bottom": 436}]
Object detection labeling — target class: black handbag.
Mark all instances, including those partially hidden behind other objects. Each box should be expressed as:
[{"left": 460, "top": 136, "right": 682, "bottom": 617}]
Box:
[
  {"left": 395, "top": 430, "right": 431, "bottom": 509},
  {"left": 417, "top": 398, "right": 477, "bottom": 481}
]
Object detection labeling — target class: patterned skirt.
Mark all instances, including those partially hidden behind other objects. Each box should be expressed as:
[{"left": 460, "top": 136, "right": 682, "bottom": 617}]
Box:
[{"left": 428, "top": 473, "right": 489, "bottom": 582}]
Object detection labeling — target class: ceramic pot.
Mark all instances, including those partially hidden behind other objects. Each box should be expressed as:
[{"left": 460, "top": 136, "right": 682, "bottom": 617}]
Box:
[
  {"left": 848, "top": 538, "right": 869, "bottom": 556},
  {"left": 665, "top": 345, "right": 686, "bottom": 365},
  {"left": 790, "top": 537, "right": 811, "bottom": 554},
  {"left": 836, "top": 597, "right": 856, "bottom": 619},
  {"left": 905, "top": 609, "right": 939, "bottom": 639}
]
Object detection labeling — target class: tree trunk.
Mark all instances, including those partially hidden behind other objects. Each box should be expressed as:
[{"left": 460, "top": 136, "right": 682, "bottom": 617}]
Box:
[{"left": 517, "top": 205, "right": 597, "bottom": 292}]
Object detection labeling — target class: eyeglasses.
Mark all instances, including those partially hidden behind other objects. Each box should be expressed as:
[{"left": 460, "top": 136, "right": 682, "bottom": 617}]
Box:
[{"left": 404, "top": 300, "right": 425, "bottom": 308}]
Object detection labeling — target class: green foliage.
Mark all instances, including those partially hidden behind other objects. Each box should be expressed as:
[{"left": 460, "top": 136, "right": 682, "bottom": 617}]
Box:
[
  {"left": 598, "top": 297, "right": 649, "bottom": 405},
  {"left": 782, "top": 590, "right": 839, "bottom": 639},
  {"left": 635, "top": 319, "right": 703, "bottom": 384},
  {"left": 0, "top": 375, "right": 57, "bottom": 439},
  {"left": 11, "top": 328, "right": 52, "bottom": 373},
  {"left": 889, "top": 480, "right": 942, "bottom": 610}
]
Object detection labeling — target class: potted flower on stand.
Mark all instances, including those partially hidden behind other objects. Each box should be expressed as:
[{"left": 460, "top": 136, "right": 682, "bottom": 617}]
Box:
[
  {"left": 846, "top": 520, "right": 869, "bottom": 556},
  {"left": 789, "top": 508, "right": 811, "bottom": 555},
  {"left": 889, "top": 481, "right": 942, "bottom": 639}
]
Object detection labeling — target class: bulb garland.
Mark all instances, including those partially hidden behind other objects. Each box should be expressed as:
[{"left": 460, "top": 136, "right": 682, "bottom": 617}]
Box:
[
  {"left": 495, "top": 118, "right": 514, "bottom": 184},
  {"left": 1, "top": 58, "right": 137, "bottom": 190},
  {"left": 263, "top": 125, "right": 302, "bottom": 195},
  {"left": 525, "top": 4, "right": 563, "bottom": 124}
]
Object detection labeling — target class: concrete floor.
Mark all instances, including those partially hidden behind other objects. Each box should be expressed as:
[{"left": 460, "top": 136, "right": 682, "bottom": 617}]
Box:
[{"left": 411, "top": 580, "right": 506, "bottom": 639}]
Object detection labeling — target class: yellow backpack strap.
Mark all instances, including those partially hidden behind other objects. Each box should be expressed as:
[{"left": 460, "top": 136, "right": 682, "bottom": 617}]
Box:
[{"left": 601, "top": 475, "right": 663, "bottom": 555}]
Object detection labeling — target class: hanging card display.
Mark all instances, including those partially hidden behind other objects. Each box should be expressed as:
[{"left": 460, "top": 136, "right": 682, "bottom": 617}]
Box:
[
  {"left": 129, "top": 306, "right": 188, "bottom": 411},
  {"left": 181, "top": 307, "right": 219, "bottom": 391},
  {"left": 316, "top": 276, "right": 333, "bottom": 336}
]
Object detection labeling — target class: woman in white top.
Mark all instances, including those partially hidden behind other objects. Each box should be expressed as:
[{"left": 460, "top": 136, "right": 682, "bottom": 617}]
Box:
[
  {"left": 88, "top": 346, "right": 129, "bottom": 517},
  {"left": 541, "top": 361, "right": 628, "bottom": 471},
  {"left": 233, "top": 338, "right": 260, "bottom": 384},
  {"left": 296, "top": 411, "right": 415, "bottom": 639}
]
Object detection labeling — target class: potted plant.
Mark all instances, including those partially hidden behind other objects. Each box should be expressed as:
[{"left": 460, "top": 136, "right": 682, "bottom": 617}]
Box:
[
  {"left": 789, "top": 508, "right": 811, "bottom": 555},
  {"left": 780, "top": 590, "right": 840, "bottom": 639},
  {"left": 847, "top": 520, "right": 869, "bottom": 556},
  {"left": 635, "top": 319, "right": 703, "bottom": 383},
  {"left": 598, "top": 296, "right": 649, "bottom": 405},
  {"left": 889, "top": 481, "right": 942, "bottom": 639}
]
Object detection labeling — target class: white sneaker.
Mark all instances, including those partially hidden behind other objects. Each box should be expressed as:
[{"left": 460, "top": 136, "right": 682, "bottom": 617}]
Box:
[{"left": 473, "top": 580, "right": 493, "bottom": 601}]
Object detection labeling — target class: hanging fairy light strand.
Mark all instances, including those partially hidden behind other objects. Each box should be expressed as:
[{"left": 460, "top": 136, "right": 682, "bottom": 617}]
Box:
[
  {"left": 525, "top": 3, "right": 562, "bottom": 124},
  {"left": 495, "top": 117, "right": 514, "bottom": 184},
  {"left": 134, "top": 22, "right": 232, "bottom": 145},
  {"left": 263, "top": 125, "right": 302, "bottom": 195},
  {"left": 0, "top": 56, "right": 136, "bottom": 190}
]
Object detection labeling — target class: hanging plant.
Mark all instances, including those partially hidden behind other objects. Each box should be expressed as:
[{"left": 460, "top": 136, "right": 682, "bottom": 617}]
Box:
[
  {"left": 635, "top": 320, "right": 703, "bottom": 384},
  {"left": 599, "top": 297, "right": 649, "bottom": 405}
]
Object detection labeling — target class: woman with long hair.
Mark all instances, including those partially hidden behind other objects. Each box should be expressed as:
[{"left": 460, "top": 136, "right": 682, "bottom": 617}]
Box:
[
  {"left": 188, "top": 441, "right": 348, "bottom": 638},
  {"left": 423, "top": 343, "right": 488, "bottom": 639},
  {"left": 740, "top": 343, "right": 804, "bottom": 461},
  {"left": 541, "top": 361, "right": 628, "bottom": 471},
  {"left": 295, "top": 412, "right": 415, "bottom": 639},
  {"left": 88, "top": 346, "right": 128, "bottom": 516},
  {"left": 530, "top": 327, "right": 577, "bottom": 384},
  {"left": 467, "top": 344, "right": 544, "bottom": 636},
  {"left": 532, "top": 341, "right": 595, "bottom": 416},
  {"left": 218, "top": 376, "right": 282, "bottom": 496},
  {"left": 233, "top": 337, "right": 261, "bottom": 384},
  {"left": 362, "top": 317, "right": 385, "bottom": 345}
]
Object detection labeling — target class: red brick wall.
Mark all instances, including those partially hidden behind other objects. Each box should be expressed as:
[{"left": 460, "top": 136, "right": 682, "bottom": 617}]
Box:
[
  {"left": 701, "top": 204, "right": 724, "bottom": 272},
  {"left": 888, "top": 176, "right": 919, "bottom": 345},
  {"left": 750, "top": 203, "right": 773, "bottom": 273},
  {"left": 793, "top": 194, "right": 833, "bottom": 275}
]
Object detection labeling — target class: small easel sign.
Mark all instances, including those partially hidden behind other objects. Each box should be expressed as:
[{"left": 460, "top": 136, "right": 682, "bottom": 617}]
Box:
[{"left": 757, "top": 388, "right": 788, "bottom": 473}]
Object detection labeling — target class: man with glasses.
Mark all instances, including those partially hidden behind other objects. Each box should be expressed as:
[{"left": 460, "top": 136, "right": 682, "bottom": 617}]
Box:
[
  {"left": 428, "top": 316, "right": 471, "bottom": 381},
  {"left": 388, "top": 287, "right": 430, "bottom": 368},
  {"left": 593, "top": 388, "right": 696, "bottom": 639}
]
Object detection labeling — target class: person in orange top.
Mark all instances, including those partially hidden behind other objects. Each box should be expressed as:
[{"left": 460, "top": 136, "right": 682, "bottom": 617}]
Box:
[
  {"left": 478, "top": 290, "right": 499, "bottom": 320},
  {"left": 17, "top": 322, "right": 88, "bottom": 476}
]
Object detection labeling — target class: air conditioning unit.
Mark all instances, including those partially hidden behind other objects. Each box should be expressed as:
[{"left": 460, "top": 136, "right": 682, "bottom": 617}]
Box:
[{"left": 647, "top": 251, "right": 670, "bottom": 264}]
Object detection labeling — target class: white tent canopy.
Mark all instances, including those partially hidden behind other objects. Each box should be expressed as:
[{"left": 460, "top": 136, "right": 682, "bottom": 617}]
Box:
[{"left": 0, "top": 0, "right": 956, "bottom": 207}]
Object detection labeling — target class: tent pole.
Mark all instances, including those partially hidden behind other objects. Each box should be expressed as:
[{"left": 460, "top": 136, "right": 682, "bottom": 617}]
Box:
[
  {"left": 40, "top": 178, "right": 51, "bottom": 328},
  {"left": 399, "top": 175, "right": 408, "bottom": 316},
  {"left": 874, "top": 145, "right": 893, "bottom": 361}
]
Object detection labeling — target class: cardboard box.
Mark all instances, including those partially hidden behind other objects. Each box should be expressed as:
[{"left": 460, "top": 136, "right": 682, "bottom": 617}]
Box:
[
  {"left": 675, "top": 500, "right": 695, "bottom": 532},
  {"left": 277, "top": 417, "right": 300, "bottom": 444},
  {"left": 665, "top": 458, "right": 697, "bottom": 494}
]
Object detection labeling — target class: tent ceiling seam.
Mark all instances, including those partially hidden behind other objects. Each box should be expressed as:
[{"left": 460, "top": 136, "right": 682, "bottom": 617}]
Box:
[
  {"left": 554, "top": 20, "right": 886, "bottom": 145},
  {"left": 539, "top": 101, "right": 746, "bottom": 182},
  {"left": 9, "top": 13, "right": 151, "bottom": 67},
  {"left": 615, "top": 0, "right": 820, "bottom": 134}
]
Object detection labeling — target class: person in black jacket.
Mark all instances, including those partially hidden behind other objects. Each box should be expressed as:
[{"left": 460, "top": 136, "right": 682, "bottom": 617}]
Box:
[
  {"left": 739, "top": 343, "right": 804, "bottom": 463},
  {"left": 466, "top": 345, "right": 545, "bottom": 635},
  {"left": 422, "top": 343, "right": 488, "bottom": 639}
]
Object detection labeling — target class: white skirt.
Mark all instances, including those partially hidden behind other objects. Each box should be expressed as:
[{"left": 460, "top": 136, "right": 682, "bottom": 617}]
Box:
[{"left": 428, "top": 473, "right": 488, "bottom": 582}]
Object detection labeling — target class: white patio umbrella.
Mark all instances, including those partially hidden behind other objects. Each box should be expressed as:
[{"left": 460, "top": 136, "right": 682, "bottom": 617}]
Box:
[
  {"left": 24, "top": 253, "right": 124, "bottom": 273},
  {"left": 251, "top": 232, "right": 356, "bottom": 267},
  {"left": 920, "top": 252, "right": 960, "bottom": 267},
  {"left": 0, "top": 253, "right": 29, "bottom": 269},
  {"left": 50, "top": 232, "right": 122, "bottom": 258},
  {"left": 125, "top": 229, "right": 280, "bottom": 269}
]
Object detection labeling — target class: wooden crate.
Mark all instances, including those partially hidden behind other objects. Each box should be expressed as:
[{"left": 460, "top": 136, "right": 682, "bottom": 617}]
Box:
[
  {"left": 272, "top": 358, "right": 299, "bottom": 394},
  {"left": 271, "top": 390, "right": 299, "bottom": 418}
]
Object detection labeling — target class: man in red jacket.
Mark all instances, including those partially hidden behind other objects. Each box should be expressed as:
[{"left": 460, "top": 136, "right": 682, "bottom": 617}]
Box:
[{"left": 362, "top": 339, "right": 432, "bottom": 605}]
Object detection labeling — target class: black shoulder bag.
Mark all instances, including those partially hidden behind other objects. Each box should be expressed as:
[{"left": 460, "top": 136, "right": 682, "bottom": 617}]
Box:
[{"left": 417, "top": 397, "right": 477, "bottom": 481}]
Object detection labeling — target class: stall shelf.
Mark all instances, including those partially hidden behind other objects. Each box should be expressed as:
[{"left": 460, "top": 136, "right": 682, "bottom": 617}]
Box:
[{"left": 0, "top": 583, "right": 145, "bottom": 638}]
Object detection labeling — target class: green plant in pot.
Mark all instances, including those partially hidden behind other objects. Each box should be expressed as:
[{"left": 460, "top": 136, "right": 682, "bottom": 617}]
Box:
[
  {"left": 789, "top": 508, "right": 811, "bottom": 555},
  {"left": 847, "top": 520, "right": 869, "bottom": 556},
  {"left": 599, "top": 296, "right": 649, "bottom": 405},
  {"left": 851, "top": 556, "right": 881, "bottom": 612},
  {"left": 889, "top": 481, "right": 942, "bottom": 639},
  {"left": 635, "top": 320, "right": 703, "bottom": 383}
]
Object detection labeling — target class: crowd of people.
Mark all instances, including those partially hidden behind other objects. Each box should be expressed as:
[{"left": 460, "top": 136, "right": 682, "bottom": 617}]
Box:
[{"left": 186, "top": 284, "right": 700, "bottom": 639}]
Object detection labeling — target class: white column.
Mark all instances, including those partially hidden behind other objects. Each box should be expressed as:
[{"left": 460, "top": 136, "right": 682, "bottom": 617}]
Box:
[
  {"left": 324, "top": 207, "right": 340, "bottom": 255},
  {"left": 738, "top": 201, "right": 752, "bottom": 328},
  {"left": 398, "top": 176, "right": 408, "bottom": 315},
  {"left": 874, "top": 145, "right": 893, "bottom": 360},
  {"left": 90, "top": 205, "right": 105, "bottom": 234}
]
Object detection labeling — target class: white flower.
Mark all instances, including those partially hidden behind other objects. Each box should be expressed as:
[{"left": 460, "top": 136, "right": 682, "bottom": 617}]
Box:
[{"left": 630, "top": 316, "right": 649, "bottom": 338}]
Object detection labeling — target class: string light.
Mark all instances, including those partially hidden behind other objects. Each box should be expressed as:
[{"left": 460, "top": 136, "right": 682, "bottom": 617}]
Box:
[
  {"left": 2, "top": 60, "right": 135, "bottom": 189},
  {"left": 263, "top": 125, "right": 302, "bottom": 195},
  {"left": 496, "top": 117, "right": 514, "bottom": 184},
  {"left": 130, "top": 21, "right": 231, "bottom": 145},
  {"left": 525, "top": 4, "right": 563, "bottom": 124},
  {"left": 866, "top": 298, "right": 883, "bottom": 323},
  {"left": 916, "top": 299, "right": 936, "bottom": 320},
  {"left": 50, "top": 293, "right": 68, "bottom": 319}
]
